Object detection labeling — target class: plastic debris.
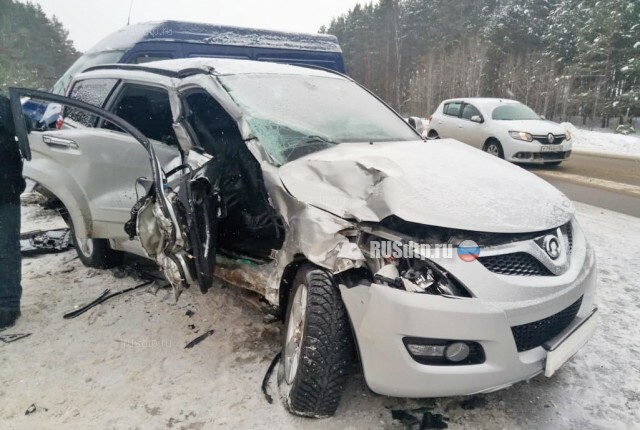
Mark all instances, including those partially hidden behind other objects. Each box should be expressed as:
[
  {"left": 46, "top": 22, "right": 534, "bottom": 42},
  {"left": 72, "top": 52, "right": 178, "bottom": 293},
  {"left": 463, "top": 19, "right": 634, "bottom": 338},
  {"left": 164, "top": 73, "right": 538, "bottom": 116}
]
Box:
[
  {"left": 184, "top": 329, "right": 215, "bottom": 349},
  {"left": 20, "top": 229, "right": 71, "bottom": 256},
  {"left": 0, "top": 333, "right": 31, "bottom": 343},
  {"left": 261, "top": 352, "right": 281, "bottom": 404}
]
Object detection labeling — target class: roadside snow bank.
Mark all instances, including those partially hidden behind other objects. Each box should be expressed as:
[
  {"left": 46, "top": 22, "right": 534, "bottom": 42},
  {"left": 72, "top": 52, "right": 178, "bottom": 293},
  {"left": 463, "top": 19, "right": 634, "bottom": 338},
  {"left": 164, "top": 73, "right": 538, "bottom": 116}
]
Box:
[{"left": 563, "top": 122, "right": 640, "bottom": 157}]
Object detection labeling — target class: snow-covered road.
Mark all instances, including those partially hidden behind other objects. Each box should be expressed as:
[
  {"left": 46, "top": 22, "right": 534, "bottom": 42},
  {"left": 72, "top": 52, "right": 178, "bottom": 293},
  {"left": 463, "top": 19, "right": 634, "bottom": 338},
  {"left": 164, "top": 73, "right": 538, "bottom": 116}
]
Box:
[{"left": 1, "top": 200, "right": 639, "bottom": 429}]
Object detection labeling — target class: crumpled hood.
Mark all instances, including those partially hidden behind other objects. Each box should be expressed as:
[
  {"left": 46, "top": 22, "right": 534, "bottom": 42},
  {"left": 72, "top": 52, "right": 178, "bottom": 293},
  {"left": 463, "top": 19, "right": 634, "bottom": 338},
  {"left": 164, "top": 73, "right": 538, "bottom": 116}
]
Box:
[
  {"left": 495, "top": 119, "right": 568, "bottom": 136},
  {"left": 279, "top": 139, "right": 574, "bottom": 233}
]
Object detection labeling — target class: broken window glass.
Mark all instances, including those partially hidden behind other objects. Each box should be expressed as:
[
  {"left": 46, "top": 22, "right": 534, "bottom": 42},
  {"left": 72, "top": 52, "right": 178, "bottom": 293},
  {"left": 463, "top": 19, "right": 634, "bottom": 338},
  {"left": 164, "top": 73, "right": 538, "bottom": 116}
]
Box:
[
  {"left": 66, "top": 78, "right": 119, "bottom": 127},
  {"left": 103, "top": 84, "right": 177, "bottom": 145},
  {"left": 219, "top": 74, "right": 418, "bottom": 165}
]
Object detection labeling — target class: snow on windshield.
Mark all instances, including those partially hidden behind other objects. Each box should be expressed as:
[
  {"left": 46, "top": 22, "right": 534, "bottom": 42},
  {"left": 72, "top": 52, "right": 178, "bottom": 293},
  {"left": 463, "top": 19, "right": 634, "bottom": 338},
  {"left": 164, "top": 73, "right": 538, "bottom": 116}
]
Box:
[{"left": 218, "top": 74, "right": 418, "bottom": 165}]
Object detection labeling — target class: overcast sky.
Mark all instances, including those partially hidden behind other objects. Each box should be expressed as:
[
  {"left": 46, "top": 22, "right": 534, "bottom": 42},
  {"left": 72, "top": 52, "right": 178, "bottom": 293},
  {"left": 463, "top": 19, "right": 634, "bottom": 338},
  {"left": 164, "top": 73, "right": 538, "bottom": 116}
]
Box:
[{"left": 27, "top": 0, "right": 364, "bottom": 52}]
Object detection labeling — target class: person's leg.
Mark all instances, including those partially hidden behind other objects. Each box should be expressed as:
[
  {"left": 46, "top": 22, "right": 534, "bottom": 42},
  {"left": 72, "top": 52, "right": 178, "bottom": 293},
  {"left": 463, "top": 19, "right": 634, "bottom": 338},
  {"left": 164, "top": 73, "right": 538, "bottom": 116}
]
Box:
[{"left": 0, "top": 202, "right": 22, "bottom": 328}]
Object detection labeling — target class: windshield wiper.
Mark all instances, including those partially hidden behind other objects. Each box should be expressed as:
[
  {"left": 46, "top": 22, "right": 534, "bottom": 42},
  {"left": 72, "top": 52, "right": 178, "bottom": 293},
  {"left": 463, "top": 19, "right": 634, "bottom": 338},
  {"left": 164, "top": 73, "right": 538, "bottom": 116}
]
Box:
[{"left": 303, "top": 135, "right": 339, "bottom": 145}]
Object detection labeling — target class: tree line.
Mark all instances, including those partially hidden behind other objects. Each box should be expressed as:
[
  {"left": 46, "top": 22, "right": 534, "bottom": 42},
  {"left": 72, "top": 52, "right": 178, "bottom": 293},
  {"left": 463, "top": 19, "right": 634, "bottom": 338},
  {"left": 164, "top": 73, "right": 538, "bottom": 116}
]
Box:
[
  {"left": 324, "top": 0, "right": 639, "bottom": 127},
  {"left": 0, "top": 0, "right": 79, "bottom": 90}
]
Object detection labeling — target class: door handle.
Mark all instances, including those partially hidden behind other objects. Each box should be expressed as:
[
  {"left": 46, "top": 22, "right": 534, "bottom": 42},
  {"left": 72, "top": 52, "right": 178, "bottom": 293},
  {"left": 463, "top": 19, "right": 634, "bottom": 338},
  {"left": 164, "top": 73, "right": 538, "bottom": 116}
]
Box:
[{"left": 43, "top": 135, "right": 79, "bottom": 149}]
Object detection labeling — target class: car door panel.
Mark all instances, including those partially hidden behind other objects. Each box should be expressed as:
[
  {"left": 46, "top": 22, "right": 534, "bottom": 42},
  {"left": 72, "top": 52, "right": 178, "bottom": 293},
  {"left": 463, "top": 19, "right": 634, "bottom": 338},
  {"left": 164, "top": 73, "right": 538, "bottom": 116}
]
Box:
[{"left": 26, "top": 128, "right": 180, "bottom": 239}]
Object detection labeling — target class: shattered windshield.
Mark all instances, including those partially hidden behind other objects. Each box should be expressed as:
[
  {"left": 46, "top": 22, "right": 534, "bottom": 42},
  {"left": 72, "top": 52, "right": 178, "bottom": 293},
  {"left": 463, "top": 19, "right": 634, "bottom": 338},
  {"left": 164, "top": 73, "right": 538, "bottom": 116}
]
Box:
[{"left": 218, "top": 74, "right": 419, "bottom": 165}]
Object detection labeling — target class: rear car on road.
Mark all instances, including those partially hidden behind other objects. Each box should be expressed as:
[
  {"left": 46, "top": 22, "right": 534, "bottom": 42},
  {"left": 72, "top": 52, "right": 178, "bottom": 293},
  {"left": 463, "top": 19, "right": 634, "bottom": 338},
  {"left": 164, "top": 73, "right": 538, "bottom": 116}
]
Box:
[
  {"left": 11, "top": 59, "right": 597, "bottom": 417},
  {"left": 426, "top": 98, "right": 573, "bottom": 165}
]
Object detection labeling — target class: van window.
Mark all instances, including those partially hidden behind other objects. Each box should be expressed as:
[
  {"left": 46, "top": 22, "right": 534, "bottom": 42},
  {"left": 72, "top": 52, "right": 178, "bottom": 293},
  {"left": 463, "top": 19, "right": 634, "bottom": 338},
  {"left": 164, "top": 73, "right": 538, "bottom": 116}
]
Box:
[
  {"left": 104, "top": 84, "right": 177, "bottom": 145},
  {"left": 443, "top": 102, "right": 462, "bottom": 117},
  {"left": 130, "top": 54, "right": 173, "bottom": 64},
  {"left": 66, "top": 78, "right": 119, "bottom": 127}
]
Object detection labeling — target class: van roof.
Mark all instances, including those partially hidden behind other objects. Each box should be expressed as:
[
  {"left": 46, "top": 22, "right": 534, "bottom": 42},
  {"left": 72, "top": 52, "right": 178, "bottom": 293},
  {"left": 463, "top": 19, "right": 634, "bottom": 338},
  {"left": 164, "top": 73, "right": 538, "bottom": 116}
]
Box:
[{"left": 89, "top": 21, "right": 342, "bottom": 54}]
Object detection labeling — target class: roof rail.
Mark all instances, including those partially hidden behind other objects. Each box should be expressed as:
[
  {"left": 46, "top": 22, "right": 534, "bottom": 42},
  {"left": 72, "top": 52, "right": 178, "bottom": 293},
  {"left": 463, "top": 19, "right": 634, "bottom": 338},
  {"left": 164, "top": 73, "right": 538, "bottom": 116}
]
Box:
[{"left": 82, "top": 64, "right": 215, "bottom": 79}]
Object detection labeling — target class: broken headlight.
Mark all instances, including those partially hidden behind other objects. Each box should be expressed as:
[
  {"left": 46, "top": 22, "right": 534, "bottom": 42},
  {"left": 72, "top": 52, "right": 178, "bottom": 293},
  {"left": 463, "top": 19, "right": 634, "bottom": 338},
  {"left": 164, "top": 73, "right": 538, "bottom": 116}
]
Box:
[{"left": 354, "top": 229, "right": 471, "bottom": 297}]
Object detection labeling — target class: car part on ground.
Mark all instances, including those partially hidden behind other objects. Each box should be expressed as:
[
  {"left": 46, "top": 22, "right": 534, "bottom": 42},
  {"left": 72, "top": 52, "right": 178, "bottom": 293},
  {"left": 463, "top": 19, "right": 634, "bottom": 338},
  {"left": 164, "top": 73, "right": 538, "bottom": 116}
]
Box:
[{"left": 20, "top": 228, "right": 72, "bottom": 256}]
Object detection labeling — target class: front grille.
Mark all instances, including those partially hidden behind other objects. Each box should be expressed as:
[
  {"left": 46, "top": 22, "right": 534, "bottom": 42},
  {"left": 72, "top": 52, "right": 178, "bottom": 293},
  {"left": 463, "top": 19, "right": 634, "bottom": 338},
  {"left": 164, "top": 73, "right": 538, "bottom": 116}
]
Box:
[
  {"left": 511, "top": 297, "right": 583, "bottom": 352},
  {"left": 478, "top": 252, "right": 553, "bottom": 276},
  {"left": 565, "top": 223, "right": 573, "bottom": 252},
  {"left": 533, "top": 135, "right": 565, "bottom": 145}
]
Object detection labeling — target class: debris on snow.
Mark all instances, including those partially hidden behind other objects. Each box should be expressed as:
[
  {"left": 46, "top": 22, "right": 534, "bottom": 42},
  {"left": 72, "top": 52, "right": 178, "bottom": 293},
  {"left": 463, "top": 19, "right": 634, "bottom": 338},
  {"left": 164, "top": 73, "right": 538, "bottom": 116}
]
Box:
[
  {"left": 0, "top": 333, "right": 32, "bottom": 343},
  {"left": 184, "top": 329, "right": 215, "bottom": 349},
  {"left": 20, "top": 228, "right": 71, "bottom": 256},
  {"left": 261, "top": 352, "right": 281, "bottom": 404}
]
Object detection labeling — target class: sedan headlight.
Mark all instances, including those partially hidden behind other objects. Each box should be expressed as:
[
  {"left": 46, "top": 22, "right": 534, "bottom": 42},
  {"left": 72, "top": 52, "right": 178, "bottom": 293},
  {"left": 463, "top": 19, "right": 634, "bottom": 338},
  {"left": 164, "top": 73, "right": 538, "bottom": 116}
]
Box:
[
  {"left": 509, "top": 131, "right": 533, "bottom": 142},
  {"left": 565, "top": 130, "right": 572, "bottom": 141}
]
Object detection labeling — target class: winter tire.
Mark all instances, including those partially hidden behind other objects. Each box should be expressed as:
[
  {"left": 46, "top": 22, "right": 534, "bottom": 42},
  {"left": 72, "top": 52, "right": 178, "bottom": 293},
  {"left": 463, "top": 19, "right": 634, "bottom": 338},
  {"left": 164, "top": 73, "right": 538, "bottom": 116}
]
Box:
[{"left": 278, "top": 264, "right": 354, "bottom": 418}]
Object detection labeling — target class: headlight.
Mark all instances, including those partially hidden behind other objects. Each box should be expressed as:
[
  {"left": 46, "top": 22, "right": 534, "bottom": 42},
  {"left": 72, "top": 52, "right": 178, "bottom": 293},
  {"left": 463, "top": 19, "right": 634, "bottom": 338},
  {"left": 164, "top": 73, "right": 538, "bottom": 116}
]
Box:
[
  {"left": 509, "top": 131, "right": 533, "bottom": 142},
  {"left": 565, "top": 130, "right": 572, "bottom": 141}
]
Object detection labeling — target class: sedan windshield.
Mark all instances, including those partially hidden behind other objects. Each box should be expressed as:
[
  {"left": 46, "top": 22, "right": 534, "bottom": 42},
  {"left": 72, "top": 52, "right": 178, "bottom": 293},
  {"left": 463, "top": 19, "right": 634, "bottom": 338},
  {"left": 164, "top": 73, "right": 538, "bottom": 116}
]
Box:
[
  {"left": 492, "top": 104, "right": 540, "bottom": 121},
  {"left": 218, "top": 73, "right": 418, "bottom": 165}
]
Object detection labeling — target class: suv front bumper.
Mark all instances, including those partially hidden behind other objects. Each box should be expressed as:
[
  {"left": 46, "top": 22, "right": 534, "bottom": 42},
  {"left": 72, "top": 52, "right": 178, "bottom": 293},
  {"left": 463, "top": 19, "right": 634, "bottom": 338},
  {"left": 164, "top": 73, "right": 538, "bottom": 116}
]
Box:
[{"left": 339, "top": 248, "right": 597, "bottom": 398}]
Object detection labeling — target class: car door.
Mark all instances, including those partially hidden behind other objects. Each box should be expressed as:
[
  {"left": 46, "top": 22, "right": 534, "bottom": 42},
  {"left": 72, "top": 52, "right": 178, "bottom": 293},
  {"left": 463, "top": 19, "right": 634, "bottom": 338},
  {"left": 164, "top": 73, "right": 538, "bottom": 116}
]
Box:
[
  {"left": 10, "top": 87, "right": 221, "bottom": 296},
  {"left": 25, "top": 79, "right": 182, "bottom": 240},
  {"left": 457, "top": 102, "right": 486, "bottom": 149},
  {"left": 435, "top": 101, "right": 463, "bottom": 138}
]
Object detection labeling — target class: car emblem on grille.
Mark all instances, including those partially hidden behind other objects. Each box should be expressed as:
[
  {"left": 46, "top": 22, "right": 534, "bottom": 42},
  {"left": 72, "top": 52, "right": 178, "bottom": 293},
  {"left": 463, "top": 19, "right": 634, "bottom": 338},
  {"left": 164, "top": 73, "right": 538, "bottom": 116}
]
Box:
[
  {"left": 547, "top": 133, "right": 555, "bottom": 144},
  {"left": 543, "top": 235, "right": 561, "bottom": 259}
]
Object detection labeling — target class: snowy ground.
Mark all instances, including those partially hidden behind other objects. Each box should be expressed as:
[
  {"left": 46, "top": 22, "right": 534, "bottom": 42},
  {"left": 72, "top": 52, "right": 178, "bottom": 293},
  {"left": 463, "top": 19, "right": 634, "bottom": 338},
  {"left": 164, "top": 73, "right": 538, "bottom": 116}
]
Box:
[
  {"left": 563, "top": 122, "right": 640, "bottom": 157},
  {"left": 1, "top": 197, "right": 639, "bottom": 429}
]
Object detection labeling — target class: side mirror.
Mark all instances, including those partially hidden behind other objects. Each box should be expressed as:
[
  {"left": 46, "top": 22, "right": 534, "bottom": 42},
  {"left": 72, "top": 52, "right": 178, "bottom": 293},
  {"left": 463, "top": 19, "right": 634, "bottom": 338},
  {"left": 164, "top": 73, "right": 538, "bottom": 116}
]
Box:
[
  {"left": 470, "top": 115, "right": 483, "bottom": 123},
  {"left": 540, "top": 114, "right": 546, "bottom": 120},
  {"left": 35, "top": 120, "right": 48, "bottom": 132},
  {"left": 408, "top": 116, "right": 426, "bottom": 133}
]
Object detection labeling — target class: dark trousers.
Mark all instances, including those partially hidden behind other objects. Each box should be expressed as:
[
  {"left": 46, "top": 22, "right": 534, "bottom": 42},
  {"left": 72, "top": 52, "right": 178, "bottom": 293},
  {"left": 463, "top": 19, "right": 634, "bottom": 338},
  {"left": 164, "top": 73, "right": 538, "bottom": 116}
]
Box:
[{"left": 0, "top": 202, "right": 21, "bottom": 311}]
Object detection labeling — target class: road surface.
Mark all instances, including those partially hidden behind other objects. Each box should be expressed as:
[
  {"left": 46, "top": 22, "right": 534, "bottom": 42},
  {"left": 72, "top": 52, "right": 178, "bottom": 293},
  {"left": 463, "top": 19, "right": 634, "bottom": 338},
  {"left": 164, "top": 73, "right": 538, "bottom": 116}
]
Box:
[{"left": 524, "top": 152, "right": 640, "bottom": 218}]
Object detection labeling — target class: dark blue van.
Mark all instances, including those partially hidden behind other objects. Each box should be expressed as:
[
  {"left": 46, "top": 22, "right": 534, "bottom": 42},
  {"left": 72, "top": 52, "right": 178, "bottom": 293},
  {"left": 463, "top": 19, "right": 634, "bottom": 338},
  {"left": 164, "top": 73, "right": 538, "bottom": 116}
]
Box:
[{"left": 50, "top": 21, "right": 345, "bottom": 96}]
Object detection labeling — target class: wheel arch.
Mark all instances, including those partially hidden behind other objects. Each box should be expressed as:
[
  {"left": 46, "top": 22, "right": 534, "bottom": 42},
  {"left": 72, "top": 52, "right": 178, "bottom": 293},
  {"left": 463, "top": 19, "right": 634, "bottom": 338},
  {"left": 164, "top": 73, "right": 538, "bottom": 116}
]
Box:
[{"left": 24, "top": 159, "right": 93, "bottom": 240}]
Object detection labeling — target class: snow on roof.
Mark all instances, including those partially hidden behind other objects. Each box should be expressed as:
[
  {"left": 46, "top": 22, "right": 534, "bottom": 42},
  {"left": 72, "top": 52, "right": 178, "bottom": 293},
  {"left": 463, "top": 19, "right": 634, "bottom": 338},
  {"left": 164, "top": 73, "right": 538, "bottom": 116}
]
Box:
[{"left": 89, "top": 21, "right": 342, "bottom": 53}]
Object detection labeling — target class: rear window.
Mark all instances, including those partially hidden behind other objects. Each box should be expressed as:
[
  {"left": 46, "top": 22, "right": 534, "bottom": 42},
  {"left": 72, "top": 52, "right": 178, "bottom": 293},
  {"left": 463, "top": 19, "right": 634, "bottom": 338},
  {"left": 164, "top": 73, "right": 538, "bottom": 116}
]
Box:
[
  {"left": 51, "top": 50, "right": 125, "bottom": 95},
  {"left": 66, "top": 78, "right": 119, "bottom": 127}
]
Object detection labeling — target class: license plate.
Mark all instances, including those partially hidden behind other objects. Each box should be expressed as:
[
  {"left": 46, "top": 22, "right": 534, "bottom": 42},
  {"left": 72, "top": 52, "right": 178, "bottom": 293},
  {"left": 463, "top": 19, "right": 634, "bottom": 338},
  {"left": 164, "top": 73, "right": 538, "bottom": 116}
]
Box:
[
  {"left": 540, "top": 145, "right": 563, "bottom": 152},
  {"left": 544, "top": 307, "right": 598, "bottom": 377}
]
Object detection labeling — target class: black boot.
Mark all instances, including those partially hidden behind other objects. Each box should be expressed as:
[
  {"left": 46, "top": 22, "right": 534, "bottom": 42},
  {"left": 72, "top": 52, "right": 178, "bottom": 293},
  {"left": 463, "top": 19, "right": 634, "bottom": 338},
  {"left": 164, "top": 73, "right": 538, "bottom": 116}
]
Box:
[{"left": 0, "top": 309, "right": 20, "bottom": 329}]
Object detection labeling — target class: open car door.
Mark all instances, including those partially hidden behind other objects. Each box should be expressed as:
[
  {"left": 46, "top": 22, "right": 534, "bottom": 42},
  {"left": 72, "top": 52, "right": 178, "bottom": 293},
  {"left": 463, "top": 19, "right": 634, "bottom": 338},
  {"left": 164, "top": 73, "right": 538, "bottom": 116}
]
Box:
[{"left": 10, "top": 88, "right": 221, "bottom": 297}]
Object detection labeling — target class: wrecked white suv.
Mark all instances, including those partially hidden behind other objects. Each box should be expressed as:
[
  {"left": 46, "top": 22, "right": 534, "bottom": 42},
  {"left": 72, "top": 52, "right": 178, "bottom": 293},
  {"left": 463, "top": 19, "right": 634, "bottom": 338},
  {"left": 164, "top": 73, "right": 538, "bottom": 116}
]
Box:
[{"left": 11, "top": 58, "right": 598, "bottom": 418}]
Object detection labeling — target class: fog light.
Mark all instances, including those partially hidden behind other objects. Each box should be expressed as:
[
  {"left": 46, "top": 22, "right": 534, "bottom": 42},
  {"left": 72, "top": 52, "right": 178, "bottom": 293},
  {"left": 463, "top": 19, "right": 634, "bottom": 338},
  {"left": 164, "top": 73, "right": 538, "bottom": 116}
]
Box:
[
  {"left": 445, "top": 342, "right": 470, "bottom": 362},
  {"left": 406, "top": 344, "right": 446, "bottom": 358},
  {"left": 403, "top": 337, "right": 485, "bottom": 366}
]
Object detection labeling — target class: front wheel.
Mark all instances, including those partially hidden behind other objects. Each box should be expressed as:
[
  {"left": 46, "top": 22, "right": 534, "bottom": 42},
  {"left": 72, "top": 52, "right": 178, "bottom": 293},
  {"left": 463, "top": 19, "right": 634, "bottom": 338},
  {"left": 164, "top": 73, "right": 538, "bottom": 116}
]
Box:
[
  {"left": 278, "top": 264, "right": 354, "bottom": 418},
  {"left": 483, "top": 139, "right": 504, "bottom": 158},
  {"left": 70, "top": 220, "right": 122, "bottom": 269}
]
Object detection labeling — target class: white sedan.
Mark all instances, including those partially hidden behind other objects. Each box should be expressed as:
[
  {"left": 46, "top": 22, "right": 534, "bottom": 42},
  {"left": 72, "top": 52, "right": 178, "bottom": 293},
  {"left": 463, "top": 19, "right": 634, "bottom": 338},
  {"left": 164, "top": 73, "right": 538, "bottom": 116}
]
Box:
[{"left": 426, "top": 98, "right": 572, "bottom": 165}]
